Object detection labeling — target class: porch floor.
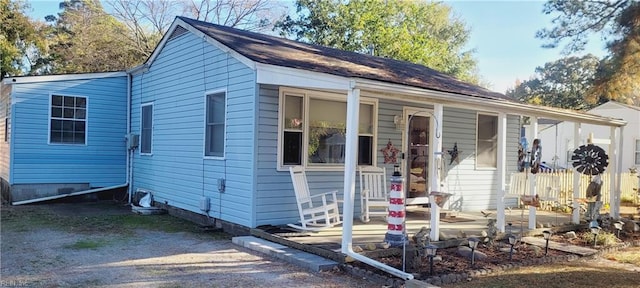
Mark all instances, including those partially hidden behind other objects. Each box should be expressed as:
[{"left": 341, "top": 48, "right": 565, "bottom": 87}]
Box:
[{"left": 258, "top": 207, "right": 575, "bottom": 254}]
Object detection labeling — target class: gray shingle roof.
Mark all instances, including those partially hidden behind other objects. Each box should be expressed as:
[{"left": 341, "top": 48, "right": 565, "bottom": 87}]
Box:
[{"left": 178, "top": 16, "right": 511, "bottom": 101}]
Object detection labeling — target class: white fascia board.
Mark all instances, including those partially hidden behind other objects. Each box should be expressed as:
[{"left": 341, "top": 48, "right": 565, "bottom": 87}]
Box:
[
  {"left": 354, "top": 78, "right": 627, "bottom": 127},
  {"left": 2, "top": 72, "right": 127, "bottom": 85},
  {"left": 256, "top": 63, "right": 351, "bottom": 91},
  {"left": 146, "top": 18, "right": 256, "bottom": 71}
]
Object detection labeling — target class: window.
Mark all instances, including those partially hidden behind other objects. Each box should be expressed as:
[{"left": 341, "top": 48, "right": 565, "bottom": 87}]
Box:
[
  {"left": 140, "top": 103, "right": 153, "bottom": 154},
  {"left": 476, "top": 113, "right": 498, "bottom": 168},
  {"left": 635, "top": 139, "right": 640, "bottom": 165},
  {"left": 280, "top": 89, "right": 376, "bottom": 168},
  {"left": 205, "top": 91, "right": 226, "bottom": 157},
  {"left": 50, "top": 95, "right": 86, "bottom": 144}
]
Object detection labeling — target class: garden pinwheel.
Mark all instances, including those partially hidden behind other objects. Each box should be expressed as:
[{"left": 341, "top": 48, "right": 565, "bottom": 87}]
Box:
[{"left": 571, "top": 144, "right": 609, "bottom": 175}]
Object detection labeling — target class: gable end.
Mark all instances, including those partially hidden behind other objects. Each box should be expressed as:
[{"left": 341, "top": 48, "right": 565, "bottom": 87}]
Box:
[{"left": 167, "top": 25, "right": 188, "bottom": 42}]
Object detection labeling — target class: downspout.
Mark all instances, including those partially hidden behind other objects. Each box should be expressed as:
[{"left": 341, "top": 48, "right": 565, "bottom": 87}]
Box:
[
  {"left": 342, "top": 81, "right": 414, "bottom": 280},
  {"left": 126, "top": 72, "right": 133, "bottom": 204}
]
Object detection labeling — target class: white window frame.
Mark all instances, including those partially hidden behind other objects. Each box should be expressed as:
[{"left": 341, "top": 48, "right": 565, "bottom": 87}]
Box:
[
  {"left": 277, "top": 87, "right": 378, "bottom": 171},
  {"left": 47, "top": 93, "right": 88, "bottom": 145},
  {"left": 635, "top": 139, "right": 640, "bottom": 165},
  {"left": 203, "top": 89, "right": 227, "bottom": 159},
  {"left": 475, "top": 112, "right": 498, "bottom": 169},
  {"left": 4, "top": 103, "right": 8, "bottom": 143},
  {"left": 140, "top": 102, "right": 153, "bottom": 155}
]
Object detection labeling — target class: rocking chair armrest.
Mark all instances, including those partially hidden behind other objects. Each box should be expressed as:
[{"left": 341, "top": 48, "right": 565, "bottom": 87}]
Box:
[{"left": 309, "top": 190, "right": 340, "bottom": 202}]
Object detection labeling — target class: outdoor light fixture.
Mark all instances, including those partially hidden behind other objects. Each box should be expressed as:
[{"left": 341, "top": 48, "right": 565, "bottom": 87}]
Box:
[
  {"left": 508, "top": 234, "right": 517, "bottom": 260},
  {"left": 542, "top": 230, "right": 551, "bottom": 256},
  {"left": 425, "top": 244, "right": 438, "bottom": 275},
  {"left": 614, "top": 221, "right": 624, "bottom": 238},
  {"left": 468, "top": 237, "right": 479, "bottom": 266},
  {"left": 589, "top": 224, "right": 601, "bottom": 248}
]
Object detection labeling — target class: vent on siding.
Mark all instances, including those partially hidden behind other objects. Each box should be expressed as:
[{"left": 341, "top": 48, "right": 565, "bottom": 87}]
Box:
[{"left": 168, "top": 26, "right": 188, "bottom": 42}]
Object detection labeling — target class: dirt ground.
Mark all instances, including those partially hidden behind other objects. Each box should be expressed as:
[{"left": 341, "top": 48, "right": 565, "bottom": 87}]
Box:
[{"left": 0, "top": 202, "right": 372, "bottom": 288}]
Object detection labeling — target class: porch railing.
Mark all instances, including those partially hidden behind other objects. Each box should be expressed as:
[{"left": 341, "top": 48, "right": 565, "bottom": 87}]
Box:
[{"left": 506, "top": 171, "right": 639, "bottom": 207}]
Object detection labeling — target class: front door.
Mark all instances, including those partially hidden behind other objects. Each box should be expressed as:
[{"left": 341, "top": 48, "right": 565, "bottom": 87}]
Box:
[{"left": 403, "top": 108, "right": 431, "bottom": 205}]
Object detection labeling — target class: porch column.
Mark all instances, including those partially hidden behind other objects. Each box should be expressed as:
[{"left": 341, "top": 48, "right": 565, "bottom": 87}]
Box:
[
  {"left": 572, "top": 123, "right": 582, "bottom": 224},
  {"left": 341, "top": 83, "right": 360, "bottom": 252},
  {"left": 429, "top": 103, "right": 443, "bottom": 241},
  {"left": 611, "top": 126, "right": 624, "bottom": 219},
  {"left": 528, "top": 116, "right": 538, "bottom": 230},
  {"left": 496, "top": 112, "right": 507, "bottom": 232}
]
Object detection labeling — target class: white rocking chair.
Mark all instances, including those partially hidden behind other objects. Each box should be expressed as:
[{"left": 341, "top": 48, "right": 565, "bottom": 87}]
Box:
[
  {"left": 359, "top": 166, "right": 389, "bottom": 223},
  {"left": 288, "top": 166, "right": 342, "bottom": 231}
]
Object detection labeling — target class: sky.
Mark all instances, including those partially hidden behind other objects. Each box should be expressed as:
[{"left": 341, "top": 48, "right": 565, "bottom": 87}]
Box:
[{"left": 25, "top": 0, "right": 608, "bottom": 94}]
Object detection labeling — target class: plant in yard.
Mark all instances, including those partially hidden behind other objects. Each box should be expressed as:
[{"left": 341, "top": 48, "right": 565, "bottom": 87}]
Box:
[{"left": 578, "top": 230, "right": 619, "bottom": 247}]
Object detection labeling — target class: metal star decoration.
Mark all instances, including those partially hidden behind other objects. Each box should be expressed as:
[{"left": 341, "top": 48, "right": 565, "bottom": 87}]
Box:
[{"left": 446, "top": 142, "right": 461, "bottom": 165}]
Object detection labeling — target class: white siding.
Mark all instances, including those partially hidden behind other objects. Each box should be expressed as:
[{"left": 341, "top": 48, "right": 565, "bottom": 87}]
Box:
[{"left": 0, "top": 82, "right": 11, "bottom": 183}]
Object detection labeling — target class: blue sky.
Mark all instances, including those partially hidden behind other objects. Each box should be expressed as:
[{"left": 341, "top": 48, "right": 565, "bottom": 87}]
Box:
[{"left": 26, "top": 0, "right": 607, "bottom": 93}]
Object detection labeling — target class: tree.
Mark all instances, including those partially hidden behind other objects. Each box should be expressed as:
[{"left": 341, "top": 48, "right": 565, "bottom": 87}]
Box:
[
  {"left": 105, "top": 0, "right": 287, "bottom": 59},
  {"left": 0, "top": 0, "right": 46, "bottom": 79},
  {"left": 506, "top": 55, "right": 602, "bottom": 110},
  {"left": 43, "top": 0, "right": 146, "bottom": 73},
  {"left": 537, "top": 0, "right": 640, "bottom": 105},
  {"left": 274, "top": 0, "right": 478, "bottom": 83}
]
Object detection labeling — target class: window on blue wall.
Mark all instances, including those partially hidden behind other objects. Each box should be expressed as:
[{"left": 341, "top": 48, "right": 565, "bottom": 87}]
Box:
[
  {"left": 50, "top": 95, "right": 86, "bottom": 144},
  {"left": 279, "top": 89, "right": 376, "bottom": 169},
  {"left": 205, "top": 91, "right": 226, "bottom": 157},
  {"left": 141, "top": 103, "right": 153, "bottom": 154},
  {"left": 476, "top": 113, "right": 498, "bottom": 168}
]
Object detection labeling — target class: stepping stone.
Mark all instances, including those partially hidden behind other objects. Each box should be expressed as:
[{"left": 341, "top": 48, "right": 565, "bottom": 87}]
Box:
[{"left": 521, "top": 237, "right": 597, "bottom": 256}]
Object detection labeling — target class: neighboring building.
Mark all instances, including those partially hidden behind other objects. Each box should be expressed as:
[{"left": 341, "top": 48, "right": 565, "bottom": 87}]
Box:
[
  {"left": 537, "top": 101, "right": 640, "bottom": 171},
  {"left": 0, "top": 17, "right": 626, "bottom": 232},
  {"left": 0, "top": 73, "right": 128, "bottom": 203}
]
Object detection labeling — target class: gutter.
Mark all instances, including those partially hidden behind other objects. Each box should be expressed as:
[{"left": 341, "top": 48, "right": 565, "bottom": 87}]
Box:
[
  {"left": 12, "top": 183, "right": 129, "bottom": 205},
  {"left": 354, "top": 78, "right": 627, "bottom": 127},
  {"left": 342, "top": 83, "right": 414, "bottom": 280}
]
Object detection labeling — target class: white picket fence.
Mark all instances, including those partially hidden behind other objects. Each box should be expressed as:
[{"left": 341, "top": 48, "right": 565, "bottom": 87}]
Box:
[{"left": 506, "top": 171, "right": 640, "bottom": 207}]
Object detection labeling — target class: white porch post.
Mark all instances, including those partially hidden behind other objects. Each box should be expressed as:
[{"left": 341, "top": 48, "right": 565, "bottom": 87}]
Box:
[
  {"left": 612, "top": 126, "right": 624, "bottom": 219},
  {"left": 429, "top": 103, "right": 443, "bottom": 241},
  {"left": 341, "top": 83, "right": 360, "bottom": 252},
  {"left": 528, "top": 116, "right": 538, "bottom": 230},
  {"left": 496, "top": 112, "right": 507, "bottom": 232},
  {"left": 572, "top": 123, "right": 582, "bottom": 224}
]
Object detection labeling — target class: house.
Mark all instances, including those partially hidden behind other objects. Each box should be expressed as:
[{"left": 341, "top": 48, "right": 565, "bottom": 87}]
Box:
[
  {"left": 0, "top": 73, "right": 129, "bottom": 203},
  {"left": 537, "top": 101, "right": 640, "bottom": 171},
  {"left": 0, "top": 17, "right": 626, "bottom": 240}
]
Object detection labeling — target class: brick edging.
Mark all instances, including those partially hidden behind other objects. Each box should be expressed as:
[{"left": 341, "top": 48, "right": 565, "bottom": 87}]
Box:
[{"left": 340, "top": 240, "right": 640, "bottom": 287}]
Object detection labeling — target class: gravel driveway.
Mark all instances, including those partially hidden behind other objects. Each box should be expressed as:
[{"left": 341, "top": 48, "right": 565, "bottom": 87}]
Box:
[{"left": 1, "top": 202, "right": 372, "bottom": 288}]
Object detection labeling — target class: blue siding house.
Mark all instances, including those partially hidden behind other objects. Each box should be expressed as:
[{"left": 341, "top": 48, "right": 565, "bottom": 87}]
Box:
[
  {"left": 0, "top": 16, "right": 626, "bottom": 237},
  {"left": 126, "top": 17, "right": 625, "bottom": 232},
  {"left": 0, "top": 73, "right": 128, "bottom": 203}
]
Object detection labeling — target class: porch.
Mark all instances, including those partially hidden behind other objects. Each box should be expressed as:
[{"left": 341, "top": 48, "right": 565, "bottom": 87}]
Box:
[{"left": 252, "top": 207, "right": 577, "bottom": 263}]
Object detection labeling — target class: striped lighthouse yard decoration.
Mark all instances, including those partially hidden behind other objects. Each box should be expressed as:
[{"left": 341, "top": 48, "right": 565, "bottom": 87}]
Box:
[{"left": 384, "top": 165, "right": 408, "bottom": 247}]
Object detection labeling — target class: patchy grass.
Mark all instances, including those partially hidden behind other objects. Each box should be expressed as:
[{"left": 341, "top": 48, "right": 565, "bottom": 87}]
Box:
[
  {"left": 441, "top": 258, "right": 640, "bottom": 288},
  {"left": 64, "top": 239, "right": 108, "bottom": 250},
  {"left": 1, "top": 202, "right": 229, "bottom": 240},
  {"left": 603, "top": 246, "right": 640, "bottom": 266}
]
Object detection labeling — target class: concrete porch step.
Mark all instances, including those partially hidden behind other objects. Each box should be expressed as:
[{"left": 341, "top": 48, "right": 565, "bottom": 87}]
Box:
[{"left": 232, "top": 236, "right": 339, "bottom": 272}]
